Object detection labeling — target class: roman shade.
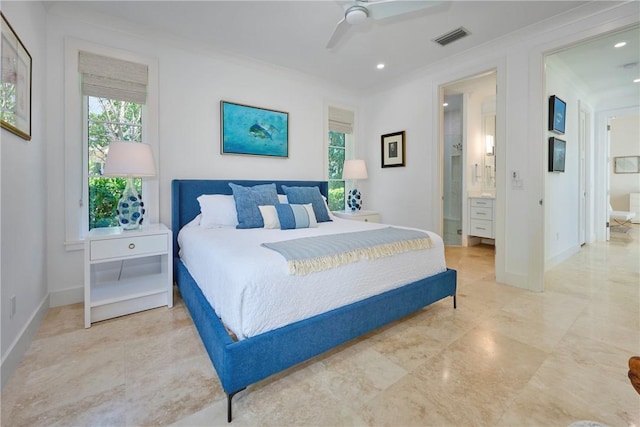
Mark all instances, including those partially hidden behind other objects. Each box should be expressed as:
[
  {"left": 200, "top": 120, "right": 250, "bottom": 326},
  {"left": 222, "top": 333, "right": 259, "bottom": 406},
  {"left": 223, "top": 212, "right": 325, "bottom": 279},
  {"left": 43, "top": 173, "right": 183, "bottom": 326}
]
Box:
[
  {"left": 78, "top": 51, "right": 148, "bottom": 104},
  {"left": 328, "top": 106, "right": 354, "bottom": 134}
]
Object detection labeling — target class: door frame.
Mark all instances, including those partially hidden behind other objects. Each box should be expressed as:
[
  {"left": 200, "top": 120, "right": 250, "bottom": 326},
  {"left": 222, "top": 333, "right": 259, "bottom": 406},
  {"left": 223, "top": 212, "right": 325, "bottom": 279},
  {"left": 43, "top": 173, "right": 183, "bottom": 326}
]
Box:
[{"left": 578, "top": 101, "right": 590, "bottom": 246}]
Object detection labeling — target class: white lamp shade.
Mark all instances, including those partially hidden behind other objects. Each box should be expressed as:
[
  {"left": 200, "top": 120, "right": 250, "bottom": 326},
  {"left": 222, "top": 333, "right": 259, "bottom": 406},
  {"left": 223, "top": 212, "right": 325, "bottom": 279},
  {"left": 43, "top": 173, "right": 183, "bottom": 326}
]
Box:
[
  {"left": 103, "top": 141, "right": 156, "bottom": 177},
  {"left": 343, "top": 159, "right": 368, "bottom": 180}
]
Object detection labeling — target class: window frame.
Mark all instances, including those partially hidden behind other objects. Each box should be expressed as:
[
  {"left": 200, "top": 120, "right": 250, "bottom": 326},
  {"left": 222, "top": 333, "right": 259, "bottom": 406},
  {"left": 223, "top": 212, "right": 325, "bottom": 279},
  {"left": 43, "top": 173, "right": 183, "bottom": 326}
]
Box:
[{"left": 64, "top": 39, "right": 159, "bottom": 250}]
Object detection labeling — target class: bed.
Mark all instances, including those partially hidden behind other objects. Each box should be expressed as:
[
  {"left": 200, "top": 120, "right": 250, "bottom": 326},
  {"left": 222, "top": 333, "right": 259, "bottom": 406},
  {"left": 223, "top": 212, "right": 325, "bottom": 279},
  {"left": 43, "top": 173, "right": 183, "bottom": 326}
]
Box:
[{"left": 171, "top": 179, "right": 457, "bottom": 422}]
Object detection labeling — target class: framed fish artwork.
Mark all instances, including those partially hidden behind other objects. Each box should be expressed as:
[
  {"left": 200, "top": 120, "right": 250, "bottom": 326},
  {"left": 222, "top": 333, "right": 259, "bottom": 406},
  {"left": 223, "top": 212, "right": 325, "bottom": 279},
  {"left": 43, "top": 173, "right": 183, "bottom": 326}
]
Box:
[
  {"left": 220, "top": 100, "right": 289, "bottom": 158},
  {"left": 548, "top": 95, "right": 566, "bottom": 135}
]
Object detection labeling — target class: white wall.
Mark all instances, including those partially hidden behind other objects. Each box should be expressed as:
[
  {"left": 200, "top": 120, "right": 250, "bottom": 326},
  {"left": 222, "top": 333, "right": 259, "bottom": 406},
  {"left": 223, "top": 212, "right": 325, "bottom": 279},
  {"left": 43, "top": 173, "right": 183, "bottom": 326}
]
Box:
[
  {"left": 44, "top": 6, "right": 361, "bottom": 304},
  {"left": 544, "top": 62, "right": 591, "bottom": 268},
  {"left": 610, "top": 115, "right": 640, "bottom": 210},
  {"left": 1, "top": 1, "right": 49, "bottom": 387}
]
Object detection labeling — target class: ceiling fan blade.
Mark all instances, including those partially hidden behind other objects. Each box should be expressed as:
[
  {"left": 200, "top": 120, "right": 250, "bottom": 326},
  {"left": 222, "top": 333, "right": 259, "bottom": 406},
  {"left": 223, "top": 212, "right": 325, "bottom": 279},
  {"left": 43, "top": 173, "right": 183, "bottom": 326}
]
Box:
[
  {"left": 367, "top": 0, "right": 441, "bottom": 20},
  {"left": 326, "top": 17, "right": 351, "bottom": 49}
]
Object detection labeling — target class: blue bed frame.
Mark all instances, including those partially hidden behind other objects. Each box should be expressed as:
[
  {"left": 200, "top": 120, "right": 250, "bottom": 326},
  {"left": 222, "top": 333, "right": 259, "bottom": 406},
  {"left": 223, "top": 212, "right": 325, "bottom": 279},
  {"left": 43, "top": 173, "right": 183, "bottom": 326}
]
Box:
[{"left": 171, "top": 179, "right": 457, "bottom": 422}]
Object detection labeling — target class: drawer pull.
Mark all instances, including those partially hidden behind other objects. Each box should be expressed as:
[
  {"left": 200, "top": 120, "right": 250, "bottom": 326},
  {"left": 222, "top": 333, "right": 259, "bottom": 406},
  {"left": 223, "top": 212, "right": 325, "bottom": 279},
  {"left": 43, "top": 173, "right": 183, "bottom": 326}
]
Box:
[
  {"left": 128, "top": 243, "right": 136, "bottom": 250},
  {"left": 364, "top": 218, "right": 368, "bottom": 222},
  {"left": 476, "top": 227, "right": 486, "bottom": 230}
]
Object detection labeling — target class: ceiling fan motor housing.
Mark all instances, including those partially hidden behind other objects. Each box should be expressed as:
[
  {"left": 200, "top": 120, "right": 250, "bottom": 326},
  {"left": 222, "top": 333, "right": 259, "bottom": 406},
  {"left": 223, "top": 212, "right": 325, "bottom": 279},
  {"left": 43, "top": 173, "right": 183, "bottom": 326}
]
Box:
[{"left": 345, "top": 5, "right": 369, "bottom": 25}]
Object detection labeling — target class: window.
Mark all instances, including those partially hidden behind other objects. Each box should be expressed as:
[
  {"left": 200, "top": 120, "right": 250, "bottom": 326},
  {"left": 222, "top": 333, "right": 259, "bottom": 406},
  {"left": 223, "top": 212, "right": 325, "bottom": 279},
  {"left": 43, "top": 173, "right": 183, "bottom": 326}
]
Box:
[
  {"left": 328, "top": 131, "right": 346, "bottom": 211},
  {"left": 79, "top": 50, "right": 149, "bottom": 232},
  {"left": 87, "top": 96, "right": 142, "bottom": 229},
  {"left": 65, "top": 41, "right": 158, "bottom": 248},
  {"left": 327, "top": 106, "right": 355, "bottom": 211}
]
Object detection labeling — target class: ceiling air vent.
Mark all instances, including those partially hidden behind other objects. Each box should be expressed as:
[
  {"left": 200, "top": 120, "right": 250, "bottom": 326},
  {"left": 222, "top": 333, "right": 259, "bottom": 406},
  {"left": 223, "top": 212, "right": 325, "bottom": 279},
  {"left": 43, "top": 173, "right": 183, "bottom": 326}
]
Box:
[{"left": 433, "top": 27, "right": 470, "bottom": 46}]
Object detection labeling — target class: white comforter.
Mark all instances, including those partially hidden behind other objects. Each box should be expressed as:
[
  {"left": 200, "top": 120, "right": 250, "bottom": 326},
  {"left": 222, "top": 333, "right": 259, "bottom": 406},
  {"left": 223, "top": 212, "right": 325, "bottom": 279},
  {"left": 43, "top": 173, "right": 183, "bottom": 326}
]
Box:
[{"left": 178, "top": 217, "right": 446, "bottom": 340}]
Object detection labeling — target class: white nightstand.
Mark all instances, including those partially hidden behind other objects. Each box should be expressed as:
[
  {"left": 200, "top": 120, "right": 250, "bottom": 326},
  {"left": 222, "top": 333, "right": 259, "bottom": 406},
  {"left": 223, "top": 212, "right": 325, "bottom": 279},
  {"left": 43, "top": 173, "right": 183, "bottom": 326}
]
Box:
[
  {"left": 84, "top": 223, "right": 173, "bottom": 328},
  {"left": 333, "top": 210, "right": 380, "bottom": 223}
]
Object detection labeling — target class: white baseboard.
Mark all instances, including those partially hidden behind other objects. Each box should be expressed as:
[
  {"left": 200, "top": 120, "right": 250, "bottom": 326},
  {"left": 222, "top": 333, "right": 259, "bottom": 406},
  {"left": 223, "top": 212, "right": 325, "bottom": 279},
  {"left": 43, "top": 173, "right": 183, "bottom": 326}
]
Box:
[
  {"left": 49, "top": 286, "right": 83, "bottom": 307},
  {"left": 496, "top": 271, "right": 540, "bottom": 292},
  {"left": 545, "top": 245, "right": 580, "bottom": 271},
  {"left": 1, "top": 293, "right": 49, "bottom": 390}
]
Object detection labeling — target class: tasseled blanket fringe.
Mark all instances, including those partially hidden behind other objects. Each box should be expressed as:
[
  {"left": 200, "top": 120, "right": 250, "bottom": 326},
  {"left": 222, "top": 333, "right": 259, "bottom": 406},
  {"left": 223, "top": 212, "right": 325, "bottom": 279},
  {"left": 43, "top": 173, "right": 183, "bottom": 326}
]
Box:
[{"left": 287, "top": 237, "right": 433, "bottom": 275}]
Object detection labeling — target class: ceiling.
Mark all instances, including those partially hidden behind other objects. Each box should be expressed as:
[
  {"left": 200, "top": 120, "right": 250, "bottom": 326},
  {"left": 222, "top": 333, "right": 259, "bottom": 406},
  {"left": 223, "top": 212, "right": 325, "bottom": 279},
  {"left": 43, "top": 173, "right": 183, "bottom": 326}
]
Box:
[
  {"left": 548, "top": 25, "right": 640, "bottom": 105},
  {"left": 46, "top": 0, "right": 610, "bottom": 93}
]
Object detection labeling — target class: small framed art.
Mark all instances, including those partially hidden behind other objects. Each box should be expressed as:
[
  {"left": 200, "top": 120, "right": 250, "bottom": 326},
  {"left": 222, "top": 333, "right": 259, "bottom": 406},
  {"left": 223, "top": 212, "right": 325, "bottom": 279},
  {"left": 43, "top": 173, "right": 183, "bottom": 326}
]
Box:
[
  {"left": 548, "top": 137, "right": 566, "bottom": 173},
  {"left": 381, "top": 131, "right": 405, "bottom": 168},
  {"left": 1, "top": 12, "right": 32, "bottom": 140},
  {"left": 614, "top": 156, "right": 640, "bottom": 174},
  {"left": 548, "top": 95, "right": 566, "bottom": 135},
  {"left": 220, "top": 100, "right": 289, "bottom": 158}
]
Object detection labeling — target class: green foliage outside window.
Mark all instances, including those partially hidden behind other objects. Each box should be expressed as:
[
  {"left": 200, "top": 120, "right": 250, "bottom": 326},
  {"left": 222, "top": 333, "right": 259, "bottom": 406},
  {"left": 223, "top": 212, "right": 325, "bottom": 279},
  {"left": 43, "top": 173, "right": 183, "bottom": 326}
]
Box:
[
  {"left": 88, "top": 97, "right": 142, "bottom": 229},
  {"left": 328, "top": 131, "right": 346, "bottom": 211}
]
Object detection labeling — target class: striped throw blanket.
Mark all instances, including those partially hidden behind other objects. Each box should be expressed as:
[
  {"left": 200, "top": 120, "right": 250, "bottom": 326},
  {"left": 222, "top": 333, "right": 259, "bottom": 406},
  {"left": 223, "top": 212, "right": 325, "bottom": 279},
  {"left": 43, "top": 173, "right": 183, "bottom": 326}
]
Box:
[{"left": 261, "top": 227, "right": 433, "bottom": 275}]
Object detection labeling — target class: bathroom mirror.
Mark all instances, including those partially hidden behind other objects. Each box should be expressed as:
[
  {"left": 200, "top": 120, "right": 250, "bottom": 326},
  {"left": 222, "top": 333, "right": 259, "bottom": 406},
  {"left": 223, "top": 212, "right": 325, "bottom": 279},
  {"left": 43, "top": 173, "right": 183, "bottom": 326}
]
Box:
[{"left": 482, "top": 114, "right": 496, "bottom": 190}]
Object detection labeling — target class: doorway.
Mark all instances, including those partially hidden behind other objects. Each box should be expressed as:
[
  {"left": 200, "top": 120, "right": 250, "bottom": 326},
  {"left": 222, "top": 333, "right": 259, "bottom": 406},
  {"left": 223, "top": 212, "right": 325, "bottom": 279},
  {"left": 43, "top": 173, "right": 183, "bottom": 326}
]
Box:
[
  {"left": 441, "top": 71, "right": 497, "bottom": 250},
  {"left": 543, "top": 24, "right": 639, "bottom": 249},
  {"left": 442, "top": 93, "right": 463, "bottom": 246}
]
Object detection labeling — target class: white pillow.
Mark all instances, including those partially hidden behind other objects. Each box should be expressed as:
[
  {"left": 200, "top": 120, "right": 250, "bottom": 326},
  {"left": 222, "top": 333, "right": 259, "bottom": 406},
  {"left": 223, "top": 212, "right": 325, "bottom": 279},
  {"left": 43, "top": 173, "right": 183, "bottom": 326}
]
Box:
[
  {"left": 278, "top": 194, "right": 288, "bottom": 203},
  {"left": 258, "top": 205, "right": 280, "bottom": 229},
  {"left": 322, "top": 195, "right": 335, "bottom": 219},
  {"left": 197, "top": 194, "right": 239, "bottom": 228}
]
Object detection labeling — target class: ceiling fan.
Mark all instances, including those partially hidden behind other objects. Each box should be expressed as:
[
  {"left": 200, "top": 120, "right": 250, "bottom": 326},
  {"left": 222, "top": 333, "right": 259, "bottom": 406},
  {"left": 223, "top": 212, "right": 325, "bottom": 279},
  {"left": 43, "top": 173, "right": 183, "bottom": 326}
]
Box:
[{"left": 326, "top": 0, "right": 441, "bottom": 49}]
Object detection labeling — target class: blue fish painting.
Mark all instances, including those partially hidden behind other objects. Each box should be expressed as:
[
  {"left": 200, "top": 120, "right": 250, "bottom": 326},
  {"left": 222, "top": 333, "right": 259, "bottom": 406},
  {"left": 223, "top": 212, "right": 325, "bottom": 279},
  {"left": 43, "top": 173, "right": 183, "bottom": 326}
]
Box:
[
  {"left": 249, "top": 123, "right": 273, "bottom": 140},
  {"left": 221, "top": 101, "right": 288, "bottom": 157}
]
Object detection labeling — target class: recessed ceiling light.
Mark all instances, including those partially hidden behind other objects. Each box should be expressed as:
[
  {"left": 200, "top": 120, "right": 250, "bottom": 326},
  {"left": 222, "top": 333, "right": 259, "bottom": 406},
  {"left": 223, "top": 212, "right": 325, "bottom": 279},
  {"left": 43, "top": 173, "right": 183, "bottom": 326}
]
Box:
[
  {"left": 443, "top": 102, "right": 449, "bottom": 107},
  {"left": 376, "top": 63, "right": 385, "bottom": 70},
  {"left": 614, "top": 42, "right": 627, "bottom": 48},
  {"left": 634, "top": 78, "right": 640, "bottom": 83}
]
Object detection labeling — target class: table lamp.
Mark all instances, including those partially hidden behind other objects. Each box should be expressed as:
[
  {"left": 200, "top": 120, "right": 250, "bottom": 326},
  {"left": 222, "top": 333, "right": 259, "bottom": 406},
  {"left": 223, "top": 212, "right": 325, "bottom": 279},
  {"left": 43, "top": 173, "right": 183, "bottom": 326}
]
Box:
[
  {"left": 342, "top": 159, "right": 368, "bottom": 211},
  {"left": 103, "top": 141, "right": 156, "bottom": 230}
]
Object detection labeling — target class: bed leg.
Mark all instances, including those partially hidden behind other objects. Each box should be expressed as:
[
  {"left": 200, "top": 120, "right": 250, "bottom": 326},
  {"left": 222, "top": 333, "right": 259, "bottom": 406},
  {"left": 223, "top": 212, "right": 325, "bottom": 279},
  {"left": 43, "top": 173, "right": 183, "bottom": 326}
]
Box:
[
  {"left": 226, "top": 388, "right": 246, "bottom": 423},
  {"left": 453, "top": 294, "right": 457, "bottom": 309}
]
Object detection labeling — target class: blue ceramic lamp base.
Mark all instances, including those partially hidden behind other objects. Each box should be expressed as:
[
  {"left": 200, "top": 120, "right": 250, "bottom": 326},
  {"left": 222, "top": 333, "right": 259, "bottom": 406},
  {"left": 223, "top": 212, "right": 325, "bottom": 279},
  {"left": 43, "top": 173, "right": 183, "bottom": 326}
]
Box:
[
  {"left": 117, "top": 177, "right": 145, "bottom": 230},
  {"left": 347, "top": 188, "right": 362, "bottom": 211}
]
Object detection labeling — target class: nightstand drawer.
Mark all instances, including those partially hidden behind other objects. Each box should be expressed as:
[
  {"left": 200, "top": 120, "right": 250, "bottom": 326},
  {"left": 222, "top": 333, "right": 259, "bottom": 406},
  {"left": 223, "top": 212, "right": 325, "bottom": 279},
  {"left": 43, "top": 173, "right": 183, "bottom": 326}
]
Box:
[
  {"left": 470, "top": 219, "right": 493, "bottom": 239},
  {"left": 470, "top": 207, "right": 492, "bottom": 220},
  {"left": 333, "top": 210, "right": 380, "bottom": 223},
  {"left": 90, "top": 234, "right": 168, "bottom": 261},
  {"left": 349, "top": 214, "right": 380, "bottom": 223}
]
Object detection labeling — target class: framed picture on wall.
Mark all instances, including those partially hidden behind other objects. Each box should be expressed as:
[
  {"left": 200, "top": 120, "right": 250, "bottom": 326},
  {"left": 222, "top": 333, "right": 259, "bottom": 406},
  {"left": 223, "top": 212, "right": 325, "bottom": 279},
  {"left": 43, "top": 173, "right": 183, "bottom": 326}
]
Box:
[
  {"left": 614, "top": 156, "right": 640, "bottom": 174},
  {"left": 220, "top": 100, "right": 289, "bottom": 158},
  {"left": 381, "top": 131, "right": 406, "bottom": 168},
  {"left": 548, "top": 95, "right": 566, "bottom": 135},
  {"left": 1, "top": 12, "right": 32, "bottom": 141},
  {"left": 548, "top": 137, "right": 566, "bottom": 172}
]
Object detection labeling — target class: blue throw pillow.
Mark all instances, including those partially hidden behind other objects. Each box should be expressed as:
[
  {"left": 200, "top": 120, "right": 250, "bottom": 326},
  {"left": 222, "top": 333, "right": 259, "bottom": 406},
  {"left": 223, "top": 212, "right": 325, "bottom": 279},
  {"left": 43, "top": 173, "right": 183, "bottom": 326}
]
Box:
[
  {"left": 229, "top": 183, "right": 279, "bottom": 229},
  {"left": 274, "top": 203, "right": 318, "bottom": 230},
  {"left": 282, "top": 185, "right": 332, "bottom": 222}
]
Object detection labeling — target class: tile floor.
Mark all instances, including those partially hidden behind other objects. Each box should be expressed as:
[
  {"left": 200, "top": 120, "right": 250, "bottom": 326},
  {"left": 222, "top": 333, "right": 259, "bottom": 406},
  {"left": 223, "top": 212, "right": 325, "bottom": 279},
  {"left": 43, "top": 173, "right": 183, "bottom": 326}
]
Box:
[{"left": 2, "top": 228, "right": 639, "bottom": 426}]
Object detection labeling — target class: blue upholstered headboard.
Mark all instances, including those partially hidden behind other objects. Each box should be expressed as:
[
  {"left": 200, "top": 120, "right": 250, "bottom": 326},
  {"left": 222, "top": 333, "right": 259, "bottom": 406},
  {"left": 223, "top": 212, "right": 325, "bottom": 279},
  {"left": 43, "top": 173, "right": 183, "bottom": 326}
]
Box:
[{"left": 171, "top": 179, "right": 329, "bottom": 258}]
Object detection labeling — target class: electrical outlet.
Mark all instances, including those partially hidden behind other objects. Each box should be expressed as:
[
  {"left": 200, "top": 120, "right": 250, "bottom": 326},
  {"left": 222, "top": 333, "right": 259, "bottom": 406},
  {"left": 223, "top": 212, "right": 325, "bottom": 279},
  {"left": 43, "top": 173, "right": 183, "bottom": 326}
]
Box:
[{"left": 10, "top": 296, "right": 16, "bottom": 319}]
